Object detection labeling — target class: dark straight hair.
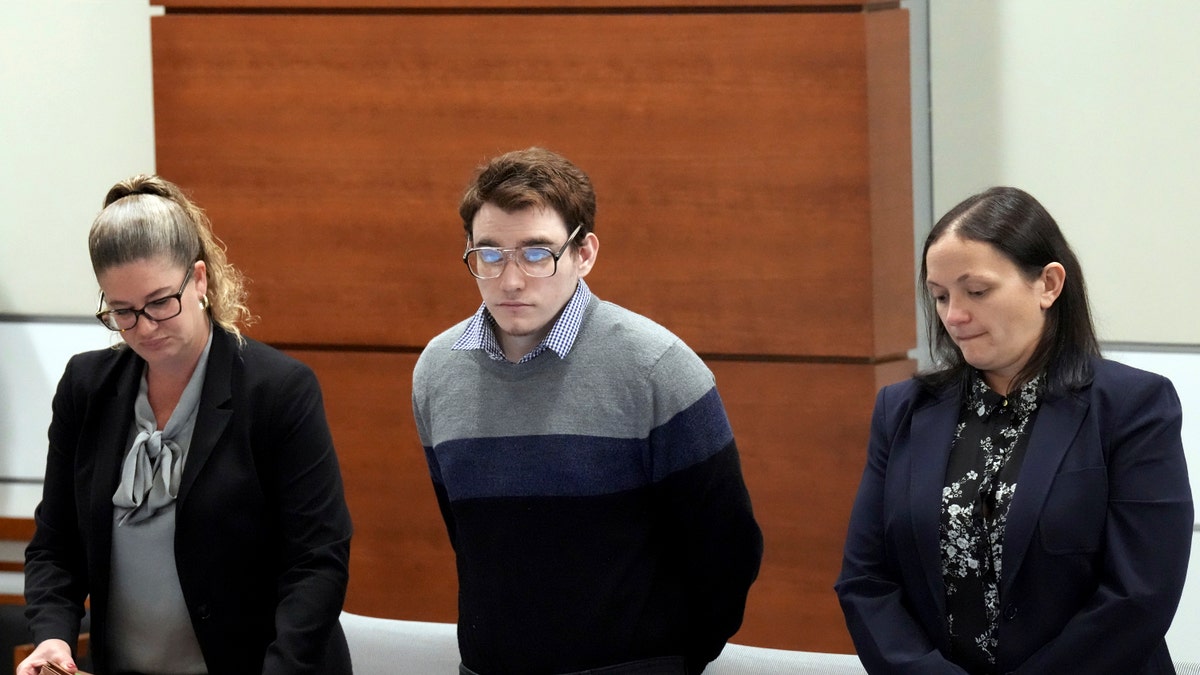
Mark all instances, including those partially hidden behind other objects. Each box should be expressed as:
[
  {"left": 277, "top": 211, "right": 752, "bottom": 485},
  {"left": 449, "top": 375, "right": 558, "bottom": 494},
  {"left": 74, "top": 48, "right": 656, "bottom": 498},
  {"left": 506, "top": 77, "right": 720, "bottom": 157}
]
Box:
[{"left": 917, "top": 187, "right": 1100, "bottom": 397}]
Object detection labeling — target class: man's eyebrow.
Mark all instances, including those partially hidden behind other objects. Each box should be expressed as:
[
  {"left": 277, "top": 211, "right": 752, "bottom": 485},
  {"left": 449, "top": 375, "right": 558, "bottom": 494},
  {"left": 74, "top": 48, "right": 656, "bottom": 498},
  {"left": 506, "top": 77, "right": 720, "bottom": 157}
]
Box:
[{"left": 473, "top": 236, "right": 557, "bottom": 248}]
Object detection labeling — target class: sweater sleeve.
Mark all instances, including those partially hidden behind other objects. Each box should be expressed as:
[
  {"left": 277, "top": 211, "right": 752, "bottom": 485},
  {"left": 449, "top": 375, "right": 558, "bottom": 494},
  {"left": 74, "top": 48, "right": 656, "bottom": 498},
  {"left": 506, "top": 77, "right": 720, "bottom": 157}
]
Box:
[
  {"left": 648, "top": 344, "right": 763, "bottom": 672},
  {"left": 411, "top": 347, "right": 458, "bottom": 549}
]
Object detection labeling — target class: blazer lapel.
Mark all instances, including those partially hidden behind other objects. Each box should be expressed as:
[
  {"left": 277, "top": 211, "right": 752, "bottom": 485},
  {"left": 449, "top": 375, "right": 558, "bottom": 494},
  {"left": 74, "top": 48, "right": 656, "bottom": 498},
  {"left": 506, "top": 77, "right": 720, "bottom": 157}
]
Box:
[
  {"left": 908, "top": 388, "right": 961, "bottom": 618},
  {"left": 88, "top": 355, "right": 142, "bottom": 511},
  {"left": 177, "top": 329, "right": 235, "bottom": 505},
  {"left": 999, "top": 390, "right": 1089, "bottom": 597}
]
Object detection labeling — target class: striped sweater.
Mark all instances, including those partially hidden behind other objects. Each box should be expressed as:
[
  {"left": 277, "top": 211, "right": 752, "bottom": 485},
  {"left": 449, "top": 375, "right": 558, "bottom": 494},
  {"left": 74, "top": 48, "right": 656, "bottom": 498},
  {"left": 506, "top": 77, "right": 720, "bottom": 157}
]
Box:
[{"left": 412, "top": 298, "right": 762, "bottom": 675}]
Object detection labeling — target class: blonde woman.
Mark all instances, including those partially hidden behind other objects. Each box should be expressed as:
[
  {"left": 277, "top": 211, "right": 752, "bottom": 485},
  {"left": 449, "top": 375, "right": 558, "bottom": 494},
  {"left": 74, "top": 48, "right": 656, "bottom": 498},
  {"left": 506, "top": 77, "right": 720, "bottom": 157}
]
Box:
[{"left": 20, "top": 175, "right": 353, "bottom": 675}]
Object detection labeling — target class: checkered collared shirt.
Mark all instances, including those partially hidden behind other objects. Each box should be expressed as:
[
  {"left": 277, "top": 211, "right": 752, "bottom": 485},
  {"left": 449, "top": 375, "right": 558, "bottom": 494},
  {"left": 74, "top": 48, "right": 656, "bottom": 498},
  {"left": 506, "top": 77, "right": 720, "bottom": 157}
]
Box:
[{"left": 451, "top": 279, "right": 593, "bottom": 364}]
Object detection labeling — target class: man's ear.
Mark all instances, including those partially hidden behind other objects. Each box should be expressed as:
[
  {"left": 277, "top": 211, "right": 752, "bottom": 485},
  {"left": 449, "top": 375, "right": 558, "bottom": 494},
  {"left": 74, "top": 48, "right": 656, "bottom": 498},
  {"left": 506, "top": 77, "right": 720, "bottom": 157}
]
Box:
[{"left": 575, "top": 232, "right": 599, "bottom": 277}]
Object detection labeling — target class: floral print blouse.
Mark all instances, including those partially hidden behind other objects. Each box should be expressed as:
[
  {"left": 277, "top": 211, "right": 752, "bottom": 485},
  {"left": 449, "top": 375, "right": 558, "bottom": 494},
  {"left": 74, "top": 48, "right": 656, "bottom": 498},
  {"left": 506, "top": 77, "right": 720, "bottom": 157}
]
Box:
[{"left": 941, "top": 372, "right": 1044, "bottom": 673}]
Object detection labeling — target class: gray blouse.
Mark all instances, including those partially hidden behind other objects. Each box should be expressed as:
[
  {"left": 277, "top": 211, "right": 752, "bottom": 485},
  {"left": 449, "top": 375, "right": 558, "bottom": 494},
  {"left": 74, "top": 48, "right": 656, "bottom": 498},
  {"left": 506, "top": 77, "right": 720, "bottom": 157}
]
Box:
[{"left": 109, "top": 330, "right": 213, "bottom": 675}]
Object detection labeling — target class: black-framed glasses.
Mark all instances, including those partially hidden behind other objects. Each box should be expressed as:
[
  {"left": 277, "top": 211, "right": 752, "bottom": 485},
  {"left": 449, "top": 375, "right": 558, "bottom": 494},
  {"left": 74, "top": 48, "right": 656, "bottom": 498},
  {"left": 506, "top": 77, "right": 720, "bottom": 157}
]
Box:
[
  {"left": 462, "top": 225, "right": 583, "bottom": 279},
  {"left": 95, "top": 268, "right": 193, "bottom": 332}
]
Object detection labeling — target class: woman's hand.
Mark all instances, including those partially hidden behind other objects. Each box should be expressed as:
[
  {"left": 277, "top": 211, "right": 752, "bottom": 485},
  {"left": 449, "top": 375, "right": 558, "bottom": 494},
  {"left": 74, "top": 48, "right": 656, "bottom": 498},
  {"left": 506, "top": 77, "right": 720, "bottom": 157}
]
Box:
[{"left": 15, "top": 638, "right": 76, "bottom": 675}]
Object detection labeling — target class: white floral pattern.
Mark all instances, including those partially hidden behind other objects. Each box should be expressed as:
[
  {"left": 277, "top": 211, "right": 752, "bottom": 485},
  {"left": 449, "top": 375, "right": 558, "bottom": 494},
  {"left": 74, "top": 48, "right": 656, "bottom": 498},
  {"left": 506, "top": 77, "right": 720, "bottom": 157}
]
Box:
[{"left": 940, "top": 373, "right": 1043, "bottom": 672}]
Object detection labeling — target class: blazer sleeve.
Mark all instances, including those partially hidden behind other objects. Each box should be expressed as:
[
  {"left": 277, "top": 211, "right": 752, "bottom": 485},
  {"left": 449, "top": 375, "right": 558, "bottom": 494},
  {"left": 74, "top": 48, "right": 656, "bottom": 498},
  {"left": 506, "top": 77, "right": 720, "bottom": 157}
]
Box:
[
  {"left": 1013, "top": 372, "right": 1193, "bottom": 674},
  {"left": 257, "top": 361, "right": 353, "bottom": 675},
  {"left": 835, "top": 385, "right": 969, "bottom": 675},
  {"left": 24, "top": 356, "right": 90, "bottom": 650}
]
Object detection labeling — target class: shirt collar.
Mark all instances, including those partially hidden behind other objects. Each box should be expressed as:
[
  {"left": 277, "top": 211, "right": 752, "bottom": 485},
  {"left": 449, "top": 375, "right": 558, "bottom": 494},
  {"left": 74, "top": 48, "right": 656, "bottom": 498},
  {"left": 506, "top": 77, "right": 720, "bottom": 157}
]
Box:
[
  {"left": 452, "top": 279, "right": 593, "bottom": 363},
  {"left": 966, "top": 370, "right": 1044, "bottom": 419}
]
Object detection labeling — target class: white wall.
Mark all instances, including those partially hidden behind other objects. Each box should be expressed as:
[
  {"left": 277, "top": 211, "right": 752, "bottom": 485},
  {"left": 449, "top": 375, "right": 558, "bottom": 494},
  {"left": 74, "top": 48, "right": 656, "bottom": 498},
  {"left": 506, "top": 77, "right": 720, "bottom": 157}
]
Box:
[
  {"left": 0, "top": 0, "right": 157, "bottom": 318},
  {"left": 930, "top": 0, "right": 1200, "bottom": 661},
  {"left": 930, "top": 0, "right": 1200, "bottom": 346},
  {"left": 0, "top": 321, "right": 111, "bottom": 514},
  {"left": 0, "top": 322, "right": 112, "bottom": 479},
  {"left": 0, "top": 0, "right": 156, "bottom": 538},
  {"left": 0, "top": 0, "right": 155, "bottom": 499}
]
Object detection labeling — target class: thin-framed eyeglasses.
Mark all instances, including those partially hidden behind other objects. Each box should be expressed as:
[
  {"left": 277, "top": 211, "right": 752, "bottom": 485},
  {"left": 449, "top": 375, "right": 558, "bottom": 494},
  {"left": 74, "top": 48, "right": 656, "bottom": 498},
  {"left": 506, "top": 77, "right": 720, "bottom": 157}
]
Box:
[
  {"left": 463, "top": 224, "right": 583, "bottom": 279},
  {"left": 95, "top": 267, "right": 193, "bottom": 332}
]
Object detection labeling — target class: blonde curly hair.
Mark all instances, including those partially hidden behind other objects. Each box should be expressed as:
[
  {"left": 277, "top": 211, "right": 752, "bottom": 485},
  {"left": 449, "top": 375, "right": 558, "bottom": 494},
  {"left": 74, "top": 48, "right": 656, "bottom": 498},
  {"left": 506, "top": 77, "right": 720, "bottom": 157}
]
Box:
[{"left": 89, "top": 174, "right": 254, "bottom": 341}]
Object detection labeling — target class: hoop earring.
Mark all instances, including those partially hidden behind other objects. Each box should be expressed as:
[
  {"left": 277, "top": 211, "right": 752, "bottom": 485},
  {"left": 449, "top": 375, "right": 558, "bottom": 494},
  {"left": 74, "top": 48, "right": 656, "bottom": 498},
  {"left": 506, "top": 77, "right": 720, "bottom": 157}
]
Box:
[{"left": 200, "top": 295, "right": 210, "bottom": 310}]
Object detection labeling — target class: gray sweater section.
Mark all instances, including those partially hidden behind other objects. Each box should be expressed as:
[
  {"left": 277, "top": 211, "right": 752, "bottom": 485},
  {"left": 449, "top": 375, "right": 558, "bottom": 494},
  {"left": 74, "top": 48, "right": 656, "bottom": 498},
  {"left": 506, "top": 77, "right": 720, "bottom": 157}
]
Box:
[{"left": 413, "top": 298, "right": 723, "bottom": 477}]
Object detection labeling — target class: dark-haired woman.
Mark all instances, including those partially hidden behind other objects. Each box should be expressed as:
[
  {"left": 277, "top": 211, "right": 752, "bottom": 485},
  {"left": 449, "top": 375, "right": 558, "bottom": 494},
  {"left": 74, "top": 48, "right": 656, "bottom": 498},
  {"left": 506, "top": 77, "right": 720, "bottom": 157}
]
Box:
[
  {"left": 836, "top": 187, "right": 1192, "bottom": 674},
  {"left": 20, "top": 175, "right": 353, "bottom": 675}
]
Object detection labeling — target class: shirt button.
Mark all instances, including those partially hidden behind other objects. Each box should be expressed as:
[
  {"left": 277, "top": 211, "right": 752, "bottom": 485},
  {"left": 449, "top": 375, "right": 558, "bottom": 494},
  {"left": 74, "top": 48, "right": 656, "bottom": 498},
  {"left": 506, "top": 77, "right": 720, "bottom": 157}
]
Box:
[{"left": 1004, "top": 604, "right": 1018, "bottom": 620}]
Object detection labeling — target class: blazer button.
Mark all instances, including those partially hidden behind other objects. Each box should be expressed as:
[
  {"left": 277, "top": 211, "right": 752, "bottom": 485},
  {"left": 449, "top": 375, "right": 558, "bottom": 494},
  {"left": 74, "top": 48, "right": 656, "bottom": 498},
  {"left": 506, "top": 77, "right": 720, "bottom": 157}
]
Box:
[
  {"left": 1003, "top": 604, "right": 1018, "bottom": 621},
  {"left": 196, "top": 604, "right": 211, "bottom": 620}
]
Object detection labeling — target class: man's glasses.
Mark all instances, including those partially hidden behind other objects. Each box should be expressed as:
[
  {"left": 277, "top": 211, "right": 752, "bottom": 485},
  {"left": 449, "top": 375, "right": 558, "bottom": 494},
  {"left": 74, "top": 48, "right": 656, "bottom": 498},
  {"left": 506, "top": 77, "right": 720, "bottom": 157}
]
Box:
[
  {"left": 463, "top": 225, "right": 582, "bottom": 280},
  {"left": 95, "top": 268, "right": 193, "bottom": 332}
]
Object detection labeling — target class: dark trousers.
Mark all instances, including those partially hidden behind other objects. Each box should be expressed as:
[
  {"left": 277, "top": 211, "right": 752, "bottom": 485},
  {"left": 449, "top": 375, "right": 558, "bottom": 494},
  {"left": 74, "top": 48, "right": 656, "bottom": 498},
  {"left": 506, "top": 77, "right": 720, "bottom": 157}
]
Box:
[{"left": 460, "top": 655, "right": 688, "bottom": 675}]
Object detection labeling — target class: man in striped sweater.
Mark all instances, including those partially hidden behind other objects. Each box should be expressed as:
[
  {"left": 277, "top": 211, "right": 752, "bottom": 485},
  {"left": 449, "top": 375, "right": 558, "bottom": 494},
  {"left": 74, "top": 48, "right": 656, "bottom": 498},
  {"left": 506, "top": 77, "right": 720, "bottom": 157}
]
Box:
[{"left": 413, "top": 147, "right": 763, "bottom": 675}]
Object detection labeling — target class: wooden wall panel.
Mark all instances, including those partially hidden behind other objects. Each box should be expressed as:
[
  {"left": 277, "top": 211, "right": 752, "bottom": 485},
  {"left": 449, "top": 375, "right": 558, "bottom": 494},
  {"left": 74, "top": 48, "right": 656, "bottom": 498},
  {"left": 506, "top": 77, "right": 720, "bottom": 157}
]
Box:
[
  {"left": 153, "top": 2, "right": 916, "bottom": 659},
  {"left": 152, "top": 9, "right": 911, "bottom": 359},
  {"left": 291, "top": 350, "right": 459, "bottom": 621},
  {"left": 717, "top": 359, "right": 912, "bottom": 652},
  {"left": 867, "top": 8, "right": 917, "bottom": 360}
]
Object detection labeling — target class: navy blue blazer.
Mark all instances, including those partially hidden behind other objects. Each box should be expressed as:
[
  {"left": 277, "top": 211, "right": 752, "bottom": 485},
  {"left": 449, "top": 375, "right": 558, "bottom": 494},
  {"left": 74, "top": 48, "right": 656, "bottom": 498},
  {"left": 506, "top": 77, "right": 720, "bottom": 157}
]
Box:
[
  {"left": 836, "top": 358, "right": 1193, "bottom": 674},
  {"left": 24, "top": 328, "right": 353, "bottom": 674}
]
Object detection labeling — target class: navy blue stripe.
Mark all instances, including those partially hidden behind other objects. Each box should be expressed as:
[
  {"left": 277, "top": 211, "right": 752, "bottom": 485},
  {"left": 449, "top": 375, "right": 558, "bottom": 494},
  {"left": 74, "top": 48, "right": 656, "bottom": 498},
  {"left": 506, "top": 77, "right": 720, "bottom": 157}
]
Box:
[
  {"left": 650, "top": 387, "right": 734, "bottom": 481},
  {"left": 434, "top": 434, "right": 650, "bottom": 500},
  {"left": 430, "top": 387, "right": 735, "bottom": 499}
]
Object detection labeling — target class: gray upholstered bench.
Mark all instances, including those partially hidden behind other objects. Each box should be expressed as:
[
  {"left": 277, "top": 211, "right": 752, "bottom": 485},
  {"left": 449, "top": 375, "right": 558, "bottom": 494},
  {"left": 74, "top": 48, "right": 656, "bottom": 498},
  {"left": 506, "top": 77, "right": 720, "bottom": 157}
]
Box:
[{"left": 339, "top": 611, "right": 868, "bottom": 674}]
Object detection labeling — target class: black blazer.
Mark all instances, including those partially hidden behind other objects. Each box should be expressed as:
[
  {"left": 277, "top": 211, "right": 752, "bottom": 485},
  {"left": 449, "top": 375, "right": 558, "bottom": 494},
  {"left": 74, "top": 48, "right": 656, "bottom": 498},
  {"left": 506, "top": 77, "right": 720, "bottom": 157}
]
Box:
[
  {"left": 24, "top": 328, "right": 353, "bottom": 674},
  {"left": 836, "top": 358, "right": 1193, "bottom": 674}
]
